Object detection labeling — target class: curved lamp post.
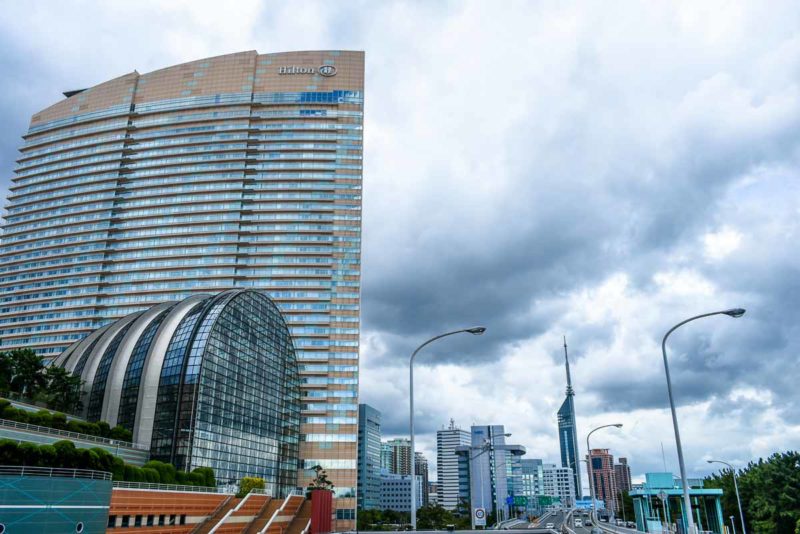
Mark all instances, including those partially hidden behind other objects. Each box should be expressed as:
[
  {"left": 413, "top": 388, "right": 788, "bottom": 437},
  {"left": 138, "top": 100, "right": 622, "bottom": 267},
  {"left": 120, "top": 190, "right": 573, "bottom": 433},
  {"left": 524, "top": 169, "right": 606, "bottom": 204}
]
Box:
[
  {"left": 662, "top": 308, "right": 745, "bottom": 534},
  {"left": 708, "top": 459, "right": 746, "bottom": 534},
  {"left": 586, "top": 424, "right": 623, "bottom": 522},
  {"left": 409, "top": 327, "right": 486, "bottom": 530}
]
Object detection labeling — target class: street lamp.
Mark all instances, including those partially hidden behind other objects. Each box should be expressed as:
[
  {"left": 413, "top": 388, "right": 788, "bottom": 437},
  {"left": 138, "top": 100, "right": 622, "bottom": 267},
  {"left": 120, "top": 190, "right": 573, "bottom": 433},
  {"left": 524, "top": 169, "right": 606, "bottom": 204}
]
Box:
[
  {"left": 409, "top": 327, "right": 486, "bottom": 530},
  {"left": 662, "top": 309, "right": 745, "bottom": 534},
  {"left": 708, "top": 459, "right": 746, "bottom": 534},
  {"left": 586, "top": 424, "right": 623, "bottom": 523}
]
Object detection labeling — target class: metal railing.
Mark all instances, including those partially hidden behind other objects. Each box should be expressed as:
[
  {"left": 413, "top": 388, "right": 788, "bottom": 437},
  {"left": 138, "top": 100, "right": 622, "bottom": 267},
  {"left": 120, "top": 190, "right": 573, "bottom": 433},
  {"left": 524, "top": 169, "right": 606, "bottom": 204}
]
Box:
[
  {"left": 113, "top": 480, "right": 232, "bottom": 493},
  {"left": 0, "top": 465, "right": 112, "bottom": 480},
  {"left": 0, "top": 417, "right": 149, "bottom": 450}
]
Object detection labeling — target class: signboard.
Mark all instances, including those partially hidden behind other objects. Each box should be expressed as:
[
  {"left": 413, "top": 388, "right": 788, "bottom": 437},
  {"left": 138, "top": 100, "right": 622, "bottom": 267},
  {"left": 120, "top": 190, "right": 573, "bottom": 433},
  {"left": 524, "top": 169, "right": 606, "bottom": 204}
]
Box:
[
  {"left": 513, "top": 496, "right": 528, "bottom": 506},
  {"left": 474, "top": 508, "right": 486, "bottom": 527},
  {"left": 538, "top": 496, "right": 553, "bottom": 505}
]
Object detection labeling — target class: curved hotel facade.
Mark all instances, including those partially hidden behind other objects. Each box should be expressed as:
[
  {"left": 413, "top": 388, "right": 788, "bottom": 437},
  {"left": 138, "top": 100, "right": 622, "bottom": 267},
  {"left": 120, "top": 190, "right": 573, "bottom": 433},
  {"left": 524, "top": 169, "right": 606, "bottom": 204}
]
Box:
[
  {"left": 0, "top": 50, "right": 363, "bottom": 527},
  {"left": 55, "top": 290, "right": 300, "bottom": 494}
]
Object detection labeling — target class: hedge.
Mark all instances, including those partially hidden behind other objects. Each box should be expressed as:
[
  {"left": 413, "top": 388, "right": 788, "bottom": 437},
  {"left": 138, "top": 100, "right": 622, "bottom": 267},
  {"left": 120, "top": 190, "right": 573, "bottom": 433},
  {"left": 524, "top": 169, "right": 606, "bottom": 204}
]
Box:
[
  {"left": 0, "top": 439, "right": 215, "bottom": 486},
  {"left": 0, "top": 398, "right": 133, "bottom": 442}
]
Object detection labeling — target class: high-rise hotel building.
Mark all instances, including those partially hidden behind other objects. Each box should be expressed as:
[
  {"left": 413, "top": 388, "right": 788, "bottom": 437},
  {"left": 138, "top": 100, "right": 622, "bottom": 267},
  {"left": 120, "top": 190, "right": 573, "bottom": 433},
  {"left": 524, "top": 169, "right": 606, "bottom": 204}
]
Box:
[{"left": 0, "top": 50, "right": 363, "bottom": 528}]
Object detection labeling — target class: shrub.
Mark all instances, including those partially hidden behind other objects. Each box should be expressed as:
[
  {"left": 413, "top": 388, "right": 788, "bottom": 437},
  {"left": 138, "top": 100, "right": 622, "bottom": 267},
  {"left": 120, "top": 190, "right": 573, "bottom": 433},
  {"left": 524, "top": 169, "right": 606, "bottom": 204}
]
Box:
[
  {"left": 0, "top": 439, "right": 21, "bottom": 464},
  {"left": 194, "top": 466, "right": 216, "bottom": 487},
  {"left": 142, "top": 467, "right": 160, "bottom": 483},
  {"left": 237, "top": 476, "right": 265, "bottom": 497},
  {"left": 0, "top": 438, "right": 215, "bottom": 487},
  {"left": 109, "top": 425, "right": 133, "bottom": 442},
  {"left": 19, "top": 442, "right": 40, "bottom": 466},
  {"left": 144, "top": 460, "right": 177, "bottom": 484},
  {"left": 96, "top": 421, "right": 111, "bottom": 437}
]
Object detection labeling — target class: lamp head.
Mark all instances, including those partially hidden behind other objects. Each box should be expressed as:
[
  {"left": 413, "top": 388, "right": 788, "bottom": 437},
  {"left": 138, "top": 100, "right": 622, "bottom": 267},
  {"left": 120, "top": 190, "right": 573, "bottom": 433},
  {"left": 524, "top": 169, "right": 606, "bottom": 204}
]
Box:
[
  {"left": 466, "top": 327, "right": 487, "bottom": 335},
  {"left": 722, "top": 308, "right": 746, "bottom": 318},
  {"left": 614, "top": 424, "right": 623, "bottom": 428}
]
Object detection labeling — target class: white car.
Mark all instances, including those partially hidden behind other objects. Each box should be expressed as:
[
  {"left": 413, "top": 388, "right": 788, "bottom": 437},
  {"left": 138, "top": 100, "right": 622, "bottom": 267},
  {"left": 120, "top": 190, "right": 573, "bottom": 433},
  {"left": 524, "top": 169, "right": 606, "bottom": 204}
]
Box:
[
  {"left": 575, "top": 519, "right": 583, "bottom": 527},
  {"left": 545, "top": 523, "right": 555, "bottom": 529}
]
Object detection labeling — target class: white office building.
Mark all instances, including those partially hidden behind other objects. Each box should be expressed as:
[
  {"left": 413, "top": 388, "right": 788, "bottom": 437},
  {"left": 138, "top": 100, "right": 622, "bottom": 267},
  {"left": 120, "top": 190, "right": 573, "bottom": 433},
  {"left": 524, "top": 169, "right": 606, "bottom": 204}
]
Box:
[
  {"left": 436, "top": 420, "right": 471, "bottom": 510},
  {"left": 543, "top": 463, "right": 576, "bottom": 507}
]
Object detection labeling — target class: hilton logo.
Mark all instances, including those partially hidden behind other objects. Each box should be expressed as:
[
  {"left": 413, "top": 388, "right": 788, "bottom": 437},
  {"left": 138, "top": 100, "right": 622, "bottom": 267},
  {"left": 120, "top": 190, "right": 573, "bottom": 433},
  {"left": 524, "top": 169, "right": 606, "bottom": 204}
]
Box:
[{"left": 278, "top": 65, "right": 337, "bottom": 77}]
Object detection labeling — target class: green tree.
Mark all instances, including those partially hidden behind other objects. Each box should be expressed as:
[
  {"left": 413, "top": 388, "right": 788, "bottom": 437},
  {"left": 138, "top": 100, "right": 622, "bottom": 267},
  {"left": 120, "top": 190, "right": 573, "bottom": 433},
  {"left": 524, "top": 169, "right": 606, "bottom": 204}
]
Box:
[
  {"left": 43, "top": 366, "right": 83, "bottom": 413},
  {"left": 706, "top": 451, "right": 800, "bottom": 534},
  {"left": 307, "top": 465, "right": 335, "bottom": 492},
  {"left": 237, "top": 476, "right": 265, "bottom": 497},
  {"left": 0, "top": 351, "right": 13, "bottom": 394},
  {"left": 417, "top": 504, "right": 455, "bottom": 529},
  {"left": 8, "top": 349, "right": 46, "bottom": 399}
]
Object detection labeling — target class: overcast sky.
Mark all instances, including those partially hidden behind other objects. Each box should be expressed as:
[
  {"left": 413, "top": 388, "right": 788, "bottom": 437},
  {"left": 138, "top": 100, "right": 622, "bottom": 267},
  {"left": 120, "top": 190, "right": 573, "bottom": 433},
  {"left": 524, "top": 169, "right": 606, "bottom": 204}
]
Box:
[{"left": 1, "top": 0, "right": 798, "bottom": 491}]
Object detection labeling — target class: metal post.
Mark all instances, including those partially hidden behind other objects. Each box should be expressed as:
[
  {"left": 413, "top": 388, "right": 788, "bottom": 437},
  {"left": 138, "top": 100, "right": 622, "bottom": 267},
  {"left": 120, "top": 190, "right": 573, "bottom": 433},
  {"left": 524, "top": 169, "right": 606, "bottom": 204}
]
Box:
[
  {"left": 662, "top": 309, "right": 745, "bottom": 534},
  {"left": 708, "top": 460, "right": 746, "bottom": 534},
  {"left": 409, "top": 327, "right": 486, "bottom": 530},
  {"left": 730, "top": 515, "right": 737, "bottom": 534},
  {"left": 586, "top": 424, "right": 623, "bottom": 524}
]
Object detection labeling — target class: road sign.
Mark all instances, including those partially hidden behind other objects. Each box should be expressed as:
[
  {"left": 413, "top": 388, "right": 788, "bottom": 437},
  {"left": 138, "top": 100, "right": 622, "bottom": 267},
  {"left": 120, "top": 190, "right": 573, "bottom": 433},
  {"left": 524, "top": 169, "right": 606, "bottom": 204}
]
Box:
[
  {"left": 506, "top": 496, "right": 514, "bottom": 505},
  {"left": 513, "top": 496, "right": 528, "bottom": 506},
  {"left": 538, "top": 496, "right": 553, "bottom": 505},
  {"left": 474, "top": 507, "right": 486, "bottom": 527}
]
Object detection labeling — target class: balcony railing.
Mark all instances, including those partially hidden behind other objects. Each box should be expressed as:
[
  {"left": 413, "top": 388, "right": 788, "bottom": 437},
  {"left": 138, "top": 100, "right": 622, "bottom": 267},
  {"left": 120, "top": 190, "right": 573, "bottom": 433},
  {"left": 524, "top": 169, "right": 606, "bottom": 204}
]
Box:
[
  {"left": 0, "top": 465, "right": 112, "bottom": 480},
  {"left": 0, "top": 417, "right": 148, "bottom": 450}
]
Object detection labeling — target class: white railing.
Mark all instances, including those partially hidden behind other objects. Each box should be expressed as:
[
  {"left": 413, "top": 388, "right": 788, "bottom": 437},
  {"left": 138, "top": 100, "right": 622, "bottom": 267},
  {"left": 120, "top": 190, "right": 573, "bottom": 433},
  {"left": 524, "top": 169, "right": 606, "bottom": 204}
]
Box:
[
  {"left": 208, "top": 489, "right": 266, "bottom": 534},
  {"left": 300, "top": 519, "right": 311, "bottom": 534},
  {"left": 0, "top": 465, "right": 112, "bottom": 480},
  {"left": 259, "top": 491, "right": 299, "bottom": 534},
  {"left": 0, "top": 417, "right": 149, "bottom": 450},
  {"left": 113, "top": 480, "right": 231, "bottom": 493}
]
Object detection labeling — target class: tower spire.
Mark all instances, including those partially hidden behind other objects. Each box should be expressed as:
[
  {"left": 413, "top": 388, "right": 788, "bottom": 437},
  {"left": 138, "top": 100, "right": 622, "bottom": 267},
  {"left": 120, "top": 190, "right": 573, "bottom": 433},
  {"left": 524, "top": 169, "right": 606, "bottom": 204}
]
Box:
[{"left": 564, "top": 335, "right": 574, "bottom": 396}]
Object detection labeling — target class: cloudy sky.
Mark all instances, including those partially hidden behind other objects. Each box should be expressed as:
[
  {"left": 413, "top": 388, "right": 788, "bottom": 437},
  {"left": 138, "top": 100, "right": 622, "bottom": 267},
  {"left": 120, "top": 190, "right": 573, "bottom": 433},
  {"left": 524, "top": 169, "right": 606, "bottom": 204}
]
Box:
[{"left": 1, "top": 0, "right": 799, "bottom": 490}]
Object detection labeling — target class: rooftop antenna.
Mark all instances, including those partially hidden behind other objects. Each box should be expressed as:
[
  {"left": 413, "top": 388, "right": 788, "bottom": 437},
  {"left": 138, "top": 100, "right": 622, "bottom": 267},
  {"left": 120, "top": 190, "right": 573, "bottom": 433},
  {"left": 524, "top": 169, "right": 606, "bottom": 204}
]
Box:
[{"left": 564, "top": 335, "right": 574, "bottom": 396}]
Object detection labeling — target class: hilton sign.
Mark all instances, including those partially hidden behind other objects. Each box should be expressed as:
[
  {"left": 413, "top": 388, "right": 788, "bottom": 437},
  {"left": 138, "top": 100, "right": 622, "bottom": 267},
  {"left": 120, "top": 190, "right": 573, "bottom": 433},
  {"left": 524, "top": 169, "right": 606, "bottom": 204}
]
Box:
[{"left": 278, "top": 65, "right": 337, "bottom": 77}]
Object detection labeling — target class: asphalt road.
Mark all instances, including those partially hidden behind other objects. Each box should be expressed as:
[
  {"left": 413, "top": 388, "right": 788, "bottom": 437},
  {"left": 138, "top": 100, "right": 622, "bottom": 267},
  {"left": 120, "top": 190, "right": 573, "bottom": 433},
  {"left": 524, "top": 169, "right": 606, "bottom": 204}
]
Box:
[{"left": 531, "top": 510, "right": 568, "bottom": 531}]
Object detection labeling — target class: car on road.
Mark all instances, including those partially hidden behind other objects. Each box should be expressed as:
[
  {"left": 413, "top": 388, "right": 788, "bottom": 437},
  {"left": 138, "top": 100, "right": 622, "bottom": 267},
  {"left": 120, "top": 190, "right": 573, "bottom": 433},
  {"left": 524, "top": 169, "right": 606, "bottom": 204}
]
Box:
[
  {"left": 590, "top": 528, "right": 602, "bottom": 534},
  {"left": 575, "top": 519, "right": 583, "bottom": 527},
  {"left": 545, "top": 523, "right": 554, "bottom": 529}
]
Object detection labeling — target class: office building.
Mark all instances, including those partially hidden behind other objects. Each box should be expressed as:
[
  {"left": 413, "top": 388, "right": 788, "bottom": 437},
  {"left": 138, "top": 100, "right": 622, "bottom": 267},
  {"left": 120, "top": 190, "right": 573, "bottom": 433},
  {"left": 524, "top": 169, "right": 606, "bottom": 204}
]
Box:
[
  {"left": 381, "top": 442, "right": 393, "bottom": 471},
  {"left": 384, "top": 438, "right": 412, "bottom": 475},
  {"left": 436, "top": 419, "right": 471, "bottom": 510},
  {"left": 455, "top": 425, "right": 525, "bottom": 522},
  {"left": 415, "top": 452, "right": 430, "bottom": 505},
  {"left": 520, "top": 459, "right": 544, "bottom": 516},
  {"left": 557, "top": 338, "right": 582, "bottom": 498},
  {"left": 357, "top": 404, "right": 381, "bottom": 510},
  {"left": 614, "top": 457, "right": 632, "bottom": 494},
  {"left": 1, "top": 50, "right": 364, "bottom": 528},
  {"left": 587, "top": 448, "right": 618, "bottom": 514},
  {"left": 542, "top": 463, "right": 576, "bottom": 507},
  {"left": 379, "top": 473, "right": 424, "bottom": 513},
  {"left": 54, "top": 290, "right": 300, "bottom": 495}
]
